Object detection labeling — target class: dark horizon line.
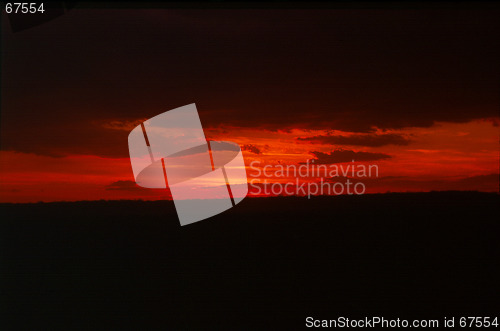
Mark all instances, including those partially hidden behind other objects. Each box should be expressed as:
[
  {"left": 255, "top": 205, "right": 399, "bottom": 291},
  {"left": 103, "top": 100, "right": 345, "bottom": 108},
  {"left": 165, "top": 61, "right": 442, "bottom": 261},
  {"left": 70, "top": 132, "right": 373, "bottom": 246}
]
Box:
[{"left": 1, "top": 190, "right": 498, "bottom": 205}]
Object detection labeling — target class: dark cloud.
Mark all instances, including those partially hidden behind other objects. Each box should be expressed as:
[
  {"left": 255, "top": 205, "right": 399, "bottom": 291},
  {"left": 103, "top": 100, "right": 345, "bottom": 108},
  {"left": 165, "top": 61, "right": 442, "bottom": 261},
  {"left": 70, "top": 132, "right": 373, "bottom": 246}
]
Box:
[
  {"left": 249, "top": 174, "right": 499, "bottom": 195},
  {"left": 105, "top": 180, "right": 173, "bottom": 198},
  {"left": 105, "top": 180, "right": 173, "bottom": 200},
  {"left": 105, "top": 180, "right": 143, "bottom": 191},
  {"left": 326, "top": 174, "right": 499, "bottom": 193},
  {"left": 0, "top": 118, "right": 131, "bottom": 157},
  {"left": 297, "top": 133, "right": 411, "bottom": 147},
  {"left": 456, "top": 174, "right": 499, "bottom": 191},
  {"left": 306, "top": 149, "right": 391, "bottom": 164},
  {"left": 1, "top": 8, "right": 499, "bottom": 156},
  {"left": 242, "top": 144, "right": 261, "bottom": 154}
]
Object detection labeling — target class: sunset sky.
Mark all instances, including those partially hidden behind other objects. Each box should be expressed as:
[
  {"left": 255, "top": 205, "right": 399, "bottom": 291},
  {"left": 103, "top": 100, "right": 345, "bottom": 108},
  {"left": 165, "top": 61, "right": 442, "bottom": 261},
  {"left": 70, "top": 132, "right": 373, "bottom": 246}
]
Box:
[{"left": 1, "top": 7, "right": 499, "bottom": 202}]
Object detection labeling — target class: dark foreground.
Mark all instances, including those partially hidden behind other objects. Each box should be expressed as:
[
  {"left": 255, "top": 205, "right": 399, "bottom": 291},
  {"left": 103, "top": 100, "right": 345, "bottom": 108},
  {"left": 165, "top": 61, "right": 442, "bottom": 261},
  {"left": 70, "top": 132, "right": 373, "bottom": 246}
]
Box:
[{"left": 1, "top": 192, "right": 499, "bottom": 329}]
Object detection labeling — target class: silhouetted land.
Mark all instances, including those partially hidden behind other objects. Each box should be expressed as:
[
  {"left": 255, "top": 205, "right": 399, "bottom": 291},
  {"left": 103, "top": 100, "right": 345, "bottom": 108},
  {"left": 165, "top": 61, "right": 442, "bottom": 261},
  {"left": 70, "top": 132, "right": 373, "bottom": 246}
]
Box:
[{"left": 1, "top": 192, "right": 499, "bottom": 329}]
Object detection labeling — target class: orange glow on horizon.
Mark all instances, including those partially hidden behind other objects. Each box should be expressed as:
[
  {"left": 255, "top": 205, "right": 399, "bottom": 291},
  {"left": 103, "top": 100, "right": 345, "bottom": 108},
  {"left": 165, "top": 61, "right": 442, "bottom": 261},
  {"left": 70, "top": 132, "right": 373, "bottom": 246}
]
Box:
[{"left": 0, "top": 119, "right": 498, "bottom": 203}]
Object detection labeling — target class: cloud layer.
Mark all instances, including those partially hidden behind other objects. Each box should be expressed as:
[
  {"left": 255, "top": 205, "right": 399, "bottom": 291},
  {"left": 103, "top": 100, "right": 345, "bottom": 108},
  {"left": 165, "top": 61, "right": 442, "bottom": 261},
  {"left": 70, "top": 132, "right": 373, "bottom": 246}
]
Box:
[
  {"left": 307, "top": 149, "right": 391, "bottom": 164},
  {"left": 297, "top": 133, "right": 411, "bottom": 147}
]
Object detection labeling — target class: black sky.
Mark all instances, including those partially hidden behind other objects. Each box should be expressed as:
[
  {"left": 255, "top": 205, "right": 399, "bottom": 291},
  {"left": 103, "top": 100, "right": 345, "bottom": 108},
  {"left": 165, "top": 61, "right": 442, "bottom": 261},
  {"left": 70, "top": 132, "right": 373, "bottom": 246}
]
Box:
[{"left": 1, "top": 6, "right": 499, "bottom": 157}]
